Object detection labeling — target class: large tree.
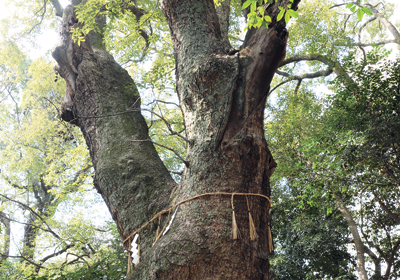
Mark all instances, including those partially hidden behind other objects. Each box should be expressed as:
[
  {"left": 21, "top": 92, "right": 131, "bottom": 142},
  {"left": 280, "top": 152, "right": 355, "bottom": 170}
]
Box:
[{"left": 45, "top": 0, "right": 301, "bottom": 279}]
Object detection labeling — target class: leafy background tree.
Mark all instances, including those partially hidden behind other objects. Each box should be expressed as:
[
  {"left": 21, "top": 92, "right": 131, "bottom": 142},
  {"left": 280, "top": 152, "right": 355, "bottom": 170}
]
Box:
[{"left": 266, "top": 3, "right": 400, "bottom": 276}]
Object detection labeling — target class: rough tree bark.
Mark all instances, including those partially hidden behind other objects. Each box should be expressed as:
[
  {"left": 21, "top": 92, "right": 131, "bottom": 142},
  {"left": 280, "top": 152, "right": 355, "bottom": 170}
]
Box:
[{"left": 52, "top": 0, "right": 299, "bottom": 279}]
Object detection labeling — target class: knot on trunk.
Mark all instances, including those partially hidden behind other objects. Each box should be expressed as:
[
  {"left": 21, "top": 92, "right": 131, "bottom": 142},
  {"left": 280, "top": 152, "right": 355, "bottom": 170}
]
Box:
[{"left": 60, "top": 102, "right": 76, "bottom": 124}]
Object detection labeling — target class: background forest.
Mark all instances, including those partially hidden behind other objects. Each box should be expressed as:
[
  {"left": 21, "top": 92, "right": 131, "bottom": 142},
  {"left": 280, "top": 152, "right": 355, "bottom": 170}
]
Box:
[{"left": 0, "top": 0, "right": 399, "bottom": 279}]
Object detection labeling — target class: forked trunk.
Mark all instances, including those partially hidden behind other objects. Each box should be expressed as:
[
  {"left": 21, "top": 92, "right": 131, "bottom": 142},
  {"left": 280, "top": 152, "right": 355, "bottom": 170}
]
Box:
[{"left": 53, "top": 0, "right": 299, "bottom": 279}]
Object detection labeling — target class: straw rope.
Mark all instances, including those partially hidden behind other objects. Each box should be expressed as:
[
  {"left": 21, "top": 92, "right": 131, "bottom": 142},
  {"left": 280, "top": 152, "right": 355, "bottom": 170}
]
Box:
[
  {"left": 123, "top": 192, "right": 271, "bottom": 245},
  {"left": 231, "top": 193, "right": 241, "bottom": 240},
  {"left": 246, "top": 196, "right": 259, "bottom": 241}
]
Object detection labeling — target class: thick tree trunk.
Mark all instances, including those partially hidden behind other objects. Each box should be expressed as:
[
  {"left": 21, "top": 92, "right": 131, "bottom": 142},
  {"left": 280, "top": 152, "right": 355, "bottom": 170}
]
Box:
[
  {"left": 53, "top": 0, "right": 299, "bottom": 279},
  {"left": 53, "top": 1, "right": 176, "bottom": 253}
]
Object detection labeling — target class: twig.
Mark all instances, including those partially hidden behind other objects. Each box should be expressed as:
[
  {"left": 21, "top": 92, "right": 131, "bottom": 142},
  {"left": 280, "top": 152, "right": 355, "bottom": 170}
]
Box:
[
  {"left": 39, "top": 244, "right": 75, "bottom": 265},
  {"left": 147, "top": 99, "right": 181, "bottom": 108},
  {"left": 0, "top": 193, "right": 62, "bottom": 240},
  {"left": 131, "top": 139, "right": 189, "bottom": 167},
  {"left": 143, "top": 108, "right": 188, "bottom": 142}
]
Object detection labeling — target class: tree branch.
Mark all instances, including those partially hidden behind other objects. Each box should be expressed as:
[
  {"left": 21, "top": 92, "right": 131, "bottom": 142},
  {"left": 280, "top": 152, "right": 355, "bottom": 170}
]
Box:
[
  {"left": 365, "top": 3, "right": 400, "bottom": 44},
  {"left": 335, "top": 195, "right": 368, "bottom": 280},
  {"left": 363, "top": 244, "right": 382, "bottom": 280},
  {"left": 49, "top": 0, "right": 64, "bottom": 17},
  {"left": 40, "top": 244, "right": 74, "bottom": 265},
  {"left": 280, "top": 54, "right": 355, "bottom": 88},
  {"left": 276, "top": 68, "right": 333, "bottom": 80},
  {"left": 131, "top": 139, "right": 189, "bottom": 167},
  {"left": 0, "top": 193, "right": 61, "bottom": 241},
  {"left": 144, "top": 108, "right": 188, "bottom": 142},
  {"left": 383, "top": 162, "right": 400, "bottom": 192},
  {"left": 147, "top": 99, "right": 181, "bottom": 108},
  {"left": 372, "top": 192, "right": 400, "bottom": 225}
]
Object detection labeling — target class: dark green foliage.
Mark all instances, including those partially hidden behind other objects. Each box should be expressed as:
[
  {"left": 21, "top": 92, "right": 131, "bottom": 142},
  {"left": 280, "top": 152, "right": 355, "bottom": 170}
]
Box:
[
  {"left": 270, "top": 183, "right": 356, "bottom": 280},
  {"left": 330, "top": 49, "right": 400, "bottom": 189},
  {"left": 267, "top": 48, "right": 400, "bottom": 279}
]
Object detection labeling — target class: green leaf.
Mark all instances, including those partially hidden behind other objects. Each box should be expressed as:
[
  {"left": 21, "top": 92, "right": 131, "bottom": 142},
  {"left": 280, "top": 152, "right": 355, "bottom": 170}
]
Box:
[
  {"left": 242, "top": 0, "right": 253, "bottom": 9},
  {"left": 362, "top": 7, "right": 373, "bottom": 15},
  {"left": 350, "top": 6, "right": 356, "bottom": 13},
  {"left": 277, "top": 8, "right": 285, "bottom": 21},
  {"left": 258, "top": 6, "right": 265, "bottom": 16},
  {"left": 287, "top": 9, "right": 298, "bottom": 18},
  {"left": 261, "top": 20, "right": 269, "bottom": 29},
  {"left": 357, "top": 8, "right": 363, "bottom": 21},
  {"left": 285, "top": 11, "right": 290, "bottom": 23},
  {"left": 251, "top": 2, "right": 257, "bottom": 13},
  {"left": 264, "top": 15, "right": 272, "bottom": 22},
  {"left": 346, "top": 3, "right": 354, "bottom": 8}
]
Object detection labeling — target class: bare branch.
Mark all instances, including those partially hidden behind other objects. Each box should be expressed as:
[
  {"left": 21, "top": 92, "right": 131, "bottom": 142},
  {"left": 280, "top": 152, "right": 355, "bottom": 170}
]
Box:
[
  {"left": 131, "top": 139, "right": 189, "bottom": 167},
  {"left": 363, "top": 244, "right": 379, "bottom": 261},
  {"left": 335, "top": 195, "right": 368, "bottom": 280},
  {"left": 365, "top": 4, "right": 400, "bottom": 44},
  {"left": 330, "top": 2, "right": 353, "bottom": 9},
  {"left": 373, "top": 192, "right": 400, "bottom": 225},
  {"left": 40, "top": 244, "right": 74, "bottom": 265},
  {"left": 294, "top": 79, "right": 302, "bottom": 95},
  {"left": 1, "top": 253, "right": 46, "bottom": 269},
  {"left": 363, "top": 244, "right": 382, "bottom": 279},
  {"left": 276, "top": 68, "right": 333, "bottom": 80},
  {"left": 383, "top": 162, "right": 400, "bottom": 192},
  {"left": 144, "top": 108, "right": 188, "bottom": 142},
  {"left": 0, "top": 193, "right": 62, "bottom": 241},
  {"left": 19, "top": 0, "right": 48, "bottom": 37},
  {"left": 382, "top": 238, "right": 400, "bottom": 280},
  {"left": 49, "top": 0, "right": 64, "bottom": 17},
  {"left": 333, "top": 39, "right": 397, "bottom": 47},
  {"left": 359, "top": 16, "right": 377, "bottom": 33},
  {"left": 68, "top": 98, "right": 188, "bottom": 143},
  {"left": 268, "top": 80, "right": 293, "bottom": 96},
  {"left": 147, "top": 99, "right": 181, "bottom": 108},
  {"left": 62, "top": 252, "right": 90, "bottom": 268},
  {"left": 330, "top": 2, "right": 400, "bottom": 45},
  {"left": 280, "top": 54, "right": 354, "bottom": 88}
]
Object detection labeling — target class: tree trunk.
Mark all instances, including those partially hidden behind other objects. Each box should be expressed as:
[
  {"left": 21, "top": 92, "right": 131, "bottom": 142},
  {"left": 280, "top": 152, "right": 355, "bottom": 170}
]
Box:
[
  {"left": 22, "top": 214, "right": 38, "bottom": 259},
  {"left": 0, "top": 211, "right": 10, "bottom": 263},
  {"left": 53, "top": 0, "right": 299, "bottom": 279},
  {"left": 22, "top": 180, "right": 57, "bottom": 259},
  {"left": 335, "top": 195, "right": 368, "bottom": 280}
]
